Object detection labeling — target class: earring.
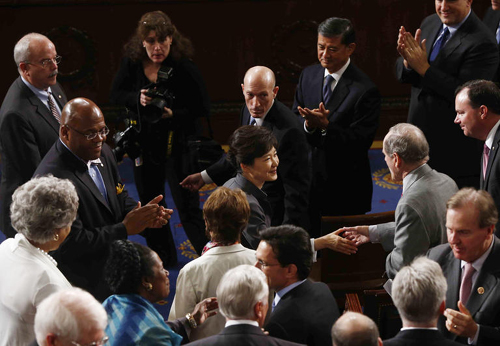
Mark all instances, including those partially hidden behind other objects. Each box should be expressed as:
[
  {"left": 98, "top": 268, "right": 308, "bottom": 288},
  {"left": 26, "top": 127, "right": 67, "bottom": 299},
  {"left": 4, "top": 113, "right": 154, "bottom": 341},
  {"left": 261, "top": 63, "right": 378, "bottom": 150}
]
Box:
[
  {"left": 53, "top": 233, "right": 59, "bottom": 241},
  {"left": 144, "top": 283, "right": 153, "bottom": 291}
]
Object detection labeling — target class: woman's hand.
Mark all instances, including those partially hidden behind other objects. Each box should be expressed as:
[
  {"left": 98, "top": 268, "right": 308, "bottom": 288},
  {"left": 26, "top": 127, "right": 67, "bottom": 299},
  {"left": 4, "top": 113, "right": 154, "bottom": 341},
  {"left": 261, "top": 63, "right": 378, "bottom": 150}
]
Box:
[
  {"left": 140, "top": 89, "right": 153, "bottom": 107},
  {"left": 191, "top": 297, "right": 218, "bottom": 326}
]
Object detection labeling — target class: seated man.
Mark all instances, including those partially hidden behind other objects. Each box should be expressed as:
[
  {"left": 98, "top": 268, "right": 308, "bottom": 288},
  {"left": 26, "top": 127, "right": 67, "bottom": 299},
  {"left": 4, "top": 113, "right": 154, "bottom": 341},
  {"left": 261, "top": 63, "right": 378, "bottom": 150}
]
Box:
[
  {"left": 169, "top": 187, "right": 255, "bottom": 340},
  {"left": 344, "top": 123, "right": 458, "bottom": 278},
  {"left": 187, "top": 264, "right": 304, "bottom": 346},
  {"left": 256, "top": 225, "right": 340, "bottom": 346},
  {"left": 31, "top": 287, "right": 107, "bottom": 346},
  {"left": 384, "top": 257, "right": 462, "bottom": 346},
  {"left": 34, "top": 98, "right": 172, "bottom": 300},
  {"left": 331, "top": 312, "right": 382, "bottom": 346},
  {"left": 428, "top": 188, "right": 500, "bottom": 344}
]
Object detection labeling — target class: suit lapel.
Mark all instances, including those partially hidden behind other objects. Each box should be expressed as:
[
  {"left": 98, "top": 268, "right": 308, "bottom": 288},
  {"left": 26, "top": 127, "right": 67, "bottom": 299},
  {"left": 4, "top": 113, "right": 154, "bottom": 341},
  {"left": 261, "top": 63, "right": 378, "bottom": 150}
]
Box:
[
  {"left": 325, "top": 69, "right": 351, "bottom": 123},
  {"left": 425, "top": 17, "right": 443, "bottom": 59},
  {"left": 483, "top": 129, "right": 500, "bottom": 189},
  {"left": 98, "top": 160, "right": 122, "bottom": 217},
  {"left": 466, "top": 238, "right": 500, "bottom": 316},
  {"left": 444, "top": 252, "right": 461, "bottom": 311},
  {"left": 20, "top": 79, "right": 60, "bottom": 134},
  {"left": 436, "top": 12, "right": 477, "bottom": 63}
]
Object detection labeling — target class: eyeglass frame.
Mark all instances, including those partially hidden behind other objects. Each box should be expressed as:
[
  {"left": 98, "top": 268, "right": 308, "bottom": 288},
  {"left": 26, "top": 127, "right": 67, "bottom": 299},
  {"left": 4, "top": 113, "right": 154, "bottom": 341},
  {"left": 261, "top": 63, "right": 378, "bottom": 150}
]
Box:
[
  {"left": 64, "top": 124, "right": 110, "bottom": 141},
  {"left": 256, "top": 259, "right": 282, "bottom": 268},
  {"left": 23, "top": 55, "right": 62, "bottom": 69},
  {"left": 70, "top": 335, "right": 109, "bottom": 346}
]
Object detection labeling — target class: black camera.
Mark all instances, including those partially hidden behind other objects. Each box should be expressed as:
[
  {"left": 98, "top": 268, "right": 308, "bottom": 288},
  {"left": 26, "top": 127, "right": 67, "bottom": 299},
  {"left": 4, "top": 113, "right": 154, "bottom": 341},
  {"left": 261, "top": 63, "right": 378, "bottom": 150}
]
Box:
[
  {"left": 142, "top": 66, "right": 175, "bottom": 123},
  {"left": 113, "top": 118, "right": 142, "bottom": 163}
]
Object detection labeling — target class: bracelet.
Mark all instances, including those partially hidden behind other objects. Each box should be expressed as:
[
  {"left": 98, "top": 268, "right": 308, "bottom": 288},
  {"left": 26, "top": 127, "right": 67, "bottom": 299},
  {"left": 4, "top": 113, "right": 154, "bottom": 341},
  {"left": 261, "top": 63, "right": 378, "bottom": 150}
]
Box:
[{"left": 186, "top": 313, "right": 197, "bottom": 329}]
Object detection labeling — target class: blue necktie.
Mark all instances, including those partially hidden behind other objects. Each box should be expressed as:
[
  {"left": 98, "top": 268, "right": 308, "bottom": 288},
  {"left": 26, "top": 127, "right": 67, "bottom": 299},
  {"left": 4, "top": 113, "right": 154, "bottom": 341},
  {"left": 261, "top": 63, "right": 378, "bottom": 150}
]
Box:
[
  {"left": 496, "top": 25, "right": 500, "bottom": 44},
  {"left": 323, "top": 74, "right": 334, "bottom": 105},
  {"left": 89, "top": 163, "right": 108, "bottom": 204},
  {"left": 249, "top": 117, "right": 256, "bottom": 126},
  {"left": 429, "top": 27, "right": 449, "bottom": 62}
]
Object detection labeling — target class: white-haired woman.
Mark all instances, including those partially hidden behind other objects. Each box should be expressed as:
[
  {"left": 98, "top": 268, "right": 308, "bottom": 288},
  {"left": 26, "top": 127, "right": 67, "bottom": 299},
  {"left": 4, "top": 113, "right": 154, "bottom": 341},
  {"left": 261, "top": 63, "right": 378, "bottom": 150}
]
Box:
[{"left": 0, "top": 175, "right": 78, "bottom": 346}]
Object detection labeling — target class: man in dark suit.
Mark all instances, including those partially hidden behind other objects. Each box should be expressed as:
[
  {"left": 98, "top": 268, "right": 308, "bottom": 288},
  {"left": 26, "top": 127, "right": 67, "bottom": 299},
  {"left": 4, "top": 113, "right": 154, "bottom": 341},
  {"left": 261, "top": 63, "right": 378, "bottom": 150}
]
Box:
[
  {"left": 396, "top": 0, "right": 498, "bottom": 188},
  {"left": 331, "top": 312, "right": 382, "bottom": 346},
  {"left": 483, "top": 0, "right": 500, "bottom": 81},
  {"left": 454, "top": 80, "right": 500, "bottom": 236},
  {"left": 34, "top": 98, "right": 171, "bottom": 300},
  {"left": 0, "top": 33, "right": 67, "bottom": 238},
  {"left": 187, "top": 265, "right": 304, "bottom": 346},
  {"left": 294, "top": 17, "right": 380, "bottom": 236},
  {"left": 384, "top": 257, "right": 462, "bottom": 346},
  {"left": 256, "top": 225, "right": 339, "bottom": 346},
  {"left": 181, "top": 66, "right": 311, "bottom": 230},
  {"left": 428, "top": 188, "right": 500, "bottom": 345}
]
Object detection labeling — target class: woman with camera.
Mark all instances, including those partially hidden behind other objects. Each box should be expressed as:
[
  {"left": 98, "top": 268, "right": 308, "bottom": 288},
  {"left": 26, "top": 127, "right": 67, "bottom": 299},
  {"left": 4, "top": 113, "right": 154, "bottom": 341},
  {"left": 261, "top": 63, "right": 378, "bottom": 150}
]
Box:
[{"left": 110, "top": 11, "right": 210, "bottom": 263}]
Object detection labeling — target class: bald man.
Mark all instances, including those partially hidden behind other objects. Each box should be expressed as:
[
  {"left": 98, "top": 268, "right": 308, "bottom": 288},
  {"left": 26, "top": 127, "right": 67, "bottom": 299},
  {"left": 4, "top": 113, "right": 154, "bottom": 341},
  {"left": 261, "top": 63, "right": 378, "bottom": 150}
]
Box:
[
  {"left": 331, "top": 312, "right": 382, "bottom": 346},
  {"left": 34, "top": 98, "right": 171, "bottom": 300},
  {"left": 181, "top": 66, "right": 311, "bottom": 236},
  {"left": 0, "top": 33, "right": 67, "bottom": 238}
]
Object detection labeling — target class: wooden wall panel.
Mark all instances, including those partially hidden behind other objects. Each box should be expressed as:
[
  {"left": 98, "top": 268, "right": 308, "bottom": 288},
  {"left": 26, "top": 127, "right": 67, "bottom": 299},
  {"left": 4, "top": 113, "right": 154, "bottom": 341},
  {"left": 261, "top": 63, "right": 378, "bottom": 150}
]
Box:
[{"left": 0, "top": 0, "right": 491, "bottom": 142}]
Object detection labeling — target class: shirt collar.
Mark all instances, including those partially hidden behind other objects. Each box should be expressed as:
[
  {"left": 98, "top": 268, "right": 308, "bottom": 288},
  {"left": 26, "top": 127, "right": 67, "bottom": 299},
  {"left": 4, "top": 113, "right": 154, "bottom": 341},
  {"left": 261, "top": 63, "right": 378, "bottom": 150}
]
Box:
[
  {"left": 250, "top": 99, "right": 274, "bottom": 126},
  {"left": 274, "top": 279, "right": 307, "bottom": 306},
  {"left": 59, "top": 138, "right": 103, "bottom": 169},
  {"left": 21, "top": 75, "right": 53, "bottom": 99},
  {"left": 461, "top": 237, "right": 495, "bottom": 272},
  {"left": 485, "top": 119, "right": 500, "bottom": 150},
  {"left": 225, "top": 320, "right": 259, "bottom": 327},
  {"left": 323, "top": 58, "right": 350, "bottom": 81}
]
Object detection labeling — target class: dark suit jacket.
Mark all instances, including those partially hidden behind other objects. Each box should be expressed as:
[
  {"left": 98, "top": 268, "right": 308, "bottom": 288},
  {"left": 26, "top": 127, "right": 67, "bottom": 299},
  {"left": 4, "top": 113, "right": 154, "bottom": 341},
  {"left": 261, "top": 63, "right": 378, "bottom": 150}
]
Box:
[
  {"left": 396, "top": 11, "right": 498, "bottom": 186},
  {"left": 33, "top": 140, "right": 137, "bottom": 301},
  {"left": 292, "top": 62, "right": 380, "bottom": 216},
  {"left": 0, "top": 77, "right": 67, "bottom": 237},
  {"left": 206, "top": 100, "right": 311, "bottom": 229},
  {"left": 483, "top": 6, "right": 500, "bottom": 81},
  {"left": 223, "top": 173, "right": 272, "bottom": 249},
  {"left": 481, "top": 125, "right": 500, "bottom": 236},
  {"left": 265, "top": 279, "right": 340, "bottom": 346},
  {"left": 428, "top": 237, "right": 500, "bottom": 344},
  {"left": 384, "top": 329, "right": 463, "bottom": 346},
  {"left": 186, "top": 324, "right": 305, "bottom": 346}
]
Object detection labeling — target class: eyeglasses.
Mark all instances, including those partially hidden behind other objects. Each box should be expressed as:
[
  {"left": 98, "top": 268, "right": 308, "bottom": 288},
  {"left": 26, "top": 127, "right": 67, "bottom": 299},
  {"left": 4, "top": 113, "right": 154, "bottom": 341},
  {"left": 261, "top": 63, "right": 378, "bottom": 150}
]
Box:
[
  {"left": 24, "top": 55, "right": 62, "bottom": 69},
  {"left": 71, "top": 336, "right": 109, "bottom": 346},
  {"left": 256, "top": 259, "right": 281, "bottom": 268},
  {"left": 65, "top": 125, "right": 109, "bottom": 140}
]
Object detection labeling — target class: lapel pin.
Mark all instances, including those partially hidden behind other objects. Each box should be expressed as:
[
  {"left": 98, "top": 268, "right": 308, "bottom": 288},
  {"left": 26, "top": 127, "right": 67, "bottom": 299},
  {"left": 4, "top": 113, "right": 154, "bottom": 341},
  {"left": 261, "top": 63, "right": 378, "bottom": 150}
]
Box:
[
  {"left": 58, "top": 95, "right": 62, "bottom": 99},
  {"left": 477, "top": 287, "right": 485, "bottom": 295}
]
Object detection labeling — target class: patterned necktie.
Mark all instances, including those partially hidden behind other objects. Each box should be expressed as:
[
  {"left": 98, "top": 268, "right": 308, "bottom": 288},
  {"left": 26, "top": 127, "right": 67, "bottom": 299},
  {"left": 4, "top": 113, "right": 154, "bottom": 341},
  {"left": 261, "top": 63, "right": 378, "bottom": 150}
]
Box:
[
  {"left": 323, "top": 74, "right": 335, "bottom": 105},
  {"left": 250, "top": 118, "right": 256, "bottom": 126},
  {"left": 47, "top": 92, "right": 61, "bottom": 123},
  {"left": 460, "top": 262, "right": 476, "bottom": 305},
  {"left": 429, "top": 27, "right": 450, "bottom": 62},
  {"left": 483, "top": 144, "right": 490, "bottom": 179}
]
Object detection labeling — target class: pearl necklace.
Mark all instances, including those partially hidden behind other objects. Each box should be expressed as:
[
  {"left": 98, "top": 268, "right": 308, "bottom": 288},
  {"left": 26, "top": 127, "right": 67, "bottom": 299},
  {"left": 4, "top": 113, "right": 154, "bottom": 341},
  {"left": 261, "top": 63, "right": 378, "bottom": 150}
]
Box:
[{"left": 36, "top": 247, "right": 58, "bottom": 267}]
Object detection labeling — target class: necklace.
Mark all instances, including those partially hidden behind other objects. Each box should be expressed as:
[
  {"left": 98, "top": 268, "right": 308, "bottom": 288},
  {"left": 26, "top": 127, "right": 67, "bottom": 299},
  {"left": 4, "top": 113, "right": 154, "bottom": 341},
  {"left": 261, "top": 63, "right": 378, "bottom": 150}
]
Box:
[{"left": 36, "top": 247, "right": 58, "bottom": 267}]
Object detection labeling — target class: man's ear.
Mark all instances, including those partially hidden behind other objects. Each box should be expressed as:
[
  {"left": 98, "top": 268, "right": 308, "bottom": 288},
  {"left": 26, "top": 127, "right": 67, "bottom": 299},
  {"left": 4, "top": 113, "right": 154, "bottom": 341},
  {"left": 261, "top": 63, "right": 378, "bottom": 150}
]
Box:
[
  {"left": 272, "top": 86, "right": 279, "bottom": 98},
  {"left": 60, "top": 125, "right": 69, "bottom": 141}
]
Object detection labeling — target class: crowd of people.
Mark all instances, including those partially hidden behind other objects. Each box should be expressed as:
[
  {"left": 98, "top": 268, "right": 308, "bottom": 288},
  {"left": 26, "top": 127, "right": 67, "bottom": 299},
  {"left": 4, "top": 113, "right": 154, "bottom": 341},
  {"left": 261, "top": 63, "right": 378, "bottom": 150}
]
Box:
[{"left": 1, "top": 0, "right": 500, "bottom": 345}]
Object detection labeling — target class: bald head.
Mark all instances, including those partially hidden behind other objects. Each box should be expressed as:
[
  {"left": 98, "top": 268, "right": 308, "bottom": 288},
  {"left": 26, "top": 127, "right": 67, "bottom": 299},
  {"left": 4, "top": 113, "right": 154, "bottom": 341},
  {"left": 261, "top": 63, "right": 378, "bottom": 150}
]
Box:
[
  {"left": 241, "top": 66, "right": 279, "bottom": 118},
  {"left": 331, "top": 312, "right": 381, "bottom": 346},
  {"left": 60, "top": 98, "right": 107, "bottom": 162}
]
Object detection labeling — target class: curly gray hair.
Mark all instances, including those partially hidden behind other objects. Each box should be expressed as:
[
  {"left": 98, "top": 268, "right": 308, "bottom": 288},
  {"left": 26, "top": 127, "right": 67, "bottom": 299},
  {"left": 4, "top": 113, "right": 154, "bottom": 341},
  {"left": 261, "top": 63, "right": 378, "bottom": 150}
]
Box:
[{"left": 10, "top": 175, "right": 78, "bottom": 243}]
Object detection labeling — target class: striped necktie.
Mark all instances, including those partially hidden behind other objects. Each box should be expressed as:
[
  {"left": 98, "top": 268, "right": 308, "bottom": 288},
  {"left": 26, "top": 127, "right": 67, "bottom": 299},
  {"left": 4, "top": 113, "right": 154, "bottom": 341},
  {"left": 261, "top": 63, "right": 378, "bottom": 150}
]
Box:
[{"left": 47, "top": 92, "right": 61, "bottom": 123}]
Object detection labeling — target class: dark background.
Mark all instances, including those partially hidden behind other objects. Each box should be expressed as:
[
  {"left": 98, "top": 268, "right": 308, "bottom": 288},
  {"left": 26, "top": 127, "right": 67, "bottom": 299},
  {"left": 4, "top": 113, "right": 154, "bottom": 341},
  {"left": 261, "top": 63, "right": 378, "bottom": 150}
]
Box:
[{"left": 0, "top": 0, "right": 491, "bottom": 142}]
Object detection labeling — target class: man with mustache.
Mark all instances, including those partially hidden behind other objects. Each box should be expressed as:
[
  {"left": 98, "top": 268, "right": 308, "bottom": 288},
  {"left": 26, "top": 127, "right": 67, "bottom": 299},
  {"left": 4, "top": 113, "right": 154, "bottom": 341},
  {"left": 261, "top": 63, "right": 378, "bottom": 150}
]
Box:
[
  {"left": 34, "top": 97, "right": 171, "bottom": 301},
  {"left": 0, "top": 33, "right": 67, "bottom": 238}
]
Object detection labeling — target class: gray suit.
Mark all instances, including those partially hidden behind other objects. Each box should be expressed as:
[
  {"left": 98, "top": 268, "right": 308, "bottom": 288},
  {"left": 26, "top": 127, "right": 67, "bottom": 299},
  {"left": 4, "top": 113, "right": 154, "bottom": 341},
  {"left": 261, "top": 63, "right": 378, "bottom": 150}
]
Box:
[{"left": 372, "top": 164, "right": 458, "bottom": 279}]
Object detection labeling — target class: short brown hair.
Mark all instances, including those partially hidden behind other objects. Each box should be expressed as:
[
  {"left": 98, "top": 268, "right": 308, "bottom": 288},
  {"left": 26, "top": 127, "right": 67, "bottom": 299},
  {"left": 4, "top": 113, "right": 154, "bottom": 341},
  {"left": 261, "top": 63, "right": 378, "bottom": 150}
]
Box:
[
  {"left": 447, "top": 188, "right": 498, "bottom": 229},
  {"left": 203, "top": 187, "right": 250, "bottom": 244}
]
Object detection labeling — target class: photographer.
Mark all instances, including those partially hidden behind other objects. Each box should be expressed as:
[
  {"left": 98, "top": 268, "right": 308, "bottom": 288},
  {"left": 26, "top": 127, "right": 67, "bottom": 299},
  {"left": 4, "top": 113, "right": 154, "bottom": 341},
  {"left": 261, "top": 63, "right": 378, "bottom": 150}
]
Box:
[{"left": 110, "top": 10, "right": 210, "bottom": 262}]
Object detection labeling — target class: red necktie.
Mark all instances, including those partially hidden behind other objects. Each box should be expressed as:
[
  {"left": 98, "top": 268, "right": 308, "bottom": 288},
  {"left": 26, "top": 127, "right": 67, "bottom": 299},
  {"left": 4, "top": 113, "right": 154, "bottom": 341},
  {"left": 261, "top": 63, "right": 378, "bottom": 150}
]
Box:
[{"left": 460, "top": 262, "right": 475, "bottom": 305}]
